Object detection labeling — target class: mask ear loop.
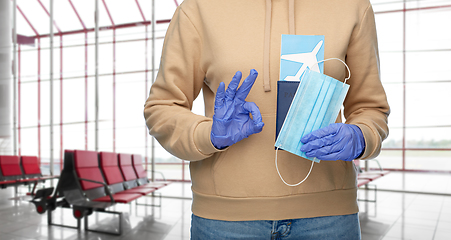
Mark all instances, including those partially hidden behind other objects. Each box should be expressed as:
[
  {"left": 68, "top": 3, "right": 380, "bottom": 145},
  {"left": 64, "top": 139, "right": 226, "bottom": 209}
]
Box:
[
  {"left": 275, "top": 146, "right": 315, "bottom": 187},
  {"left": 313, "top": 58, "right": 351, "bottom": 86}
]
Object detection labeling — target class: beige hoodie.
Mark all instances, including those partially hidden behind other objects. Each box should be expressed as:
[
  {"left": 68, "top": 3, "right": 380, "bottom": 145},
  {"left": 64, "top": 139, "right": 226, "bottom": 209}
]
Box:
[{"left": 144, "top": 0, "right": 390, "bottom": 221}]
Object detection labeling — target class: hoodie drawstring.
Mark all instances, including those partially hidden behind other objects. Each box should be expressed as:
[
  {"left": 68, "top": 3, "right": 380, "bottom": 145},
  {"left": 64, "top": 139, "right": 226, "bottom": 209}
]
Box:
[
  {"left": 289, "top": 0, "right": 295, "bottom": 35},
  {"left": 263, "top": 0, "right": 272, "bottom": 92},
  {"left": 263, "top": 0, "right": 295, "bottom": 92}
]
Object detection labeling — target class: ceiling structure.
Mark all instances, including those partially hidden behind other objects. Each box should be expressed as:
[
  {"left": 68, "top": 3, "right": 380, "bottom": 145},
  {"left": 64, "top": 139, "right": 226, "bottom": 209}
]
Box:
[{"left": 15, "top": 0, "right": 179, "bottom": 43}]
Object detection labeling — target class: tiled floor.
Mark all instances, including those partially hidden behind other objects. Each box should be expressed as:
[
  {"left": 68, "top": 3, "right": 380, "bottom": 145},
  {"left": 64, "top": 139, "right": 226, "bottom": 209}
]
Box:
[{"left": 0, "top": 172, "right": 450, "bottom": 240}]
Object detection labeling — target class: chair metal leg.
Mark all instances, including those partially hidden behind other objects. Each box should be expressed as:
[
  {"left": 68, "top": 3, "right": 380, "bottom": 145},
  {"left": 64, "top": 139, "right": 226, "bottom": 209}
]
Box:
[
  {"left": 84, "top": 210, "right": 123, "bottom": 236},
  {"left": 47, "top": 207, "right": 81, "bottom": 230},
  {"left": 358, "top": 184, "right": 377, "bottom": 202},
  {"left": 137, "top": 192, "right": 162, "bottom": 207}
]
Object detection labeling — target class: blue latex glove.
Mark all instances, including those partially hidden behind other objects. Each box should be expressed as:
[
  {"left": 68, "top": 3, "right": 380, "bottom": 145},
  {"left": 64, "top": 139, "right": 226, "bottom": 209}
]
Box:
[
  {"left": 211, "top": 69, "right": 264, "bottom": 149},
  {"left": 300, "top": 123, "right": 365, "bottom": 161}
]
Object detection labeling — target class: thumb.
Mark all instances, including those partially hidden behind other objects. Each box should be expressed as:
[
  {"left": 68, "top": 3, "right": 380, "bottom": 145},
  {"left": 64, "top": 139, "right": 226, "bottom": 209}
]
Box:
[{"left": 243, "top": 102, "right": 264, "bottom": 133}]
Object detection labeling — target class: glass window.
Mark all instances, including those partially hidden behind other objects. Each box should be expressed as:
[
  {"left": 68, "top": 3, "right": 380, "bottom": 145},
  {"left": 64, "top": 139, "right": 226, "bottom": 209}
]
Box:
[
  {"left": 62, "top": 45, "right": 86, "bottom": 79},
  {"left": 116, "top": 41, "right": 146, "bottom": 72},
  {"left": 405, "top": 83, "right": 451, "bottom": 128},
  {"left": 14, "top": 0, "right": 181, "bottom": 178},
  {"left": 375, "top": 150, "right": 403, "bottom": 170},
  {"left": 382, "top": 83, "right": 403, "bottom": 128},
  {"left": 382, "top": 128, "right": 403, "bottom": 149},
  {"left": 406, "top": 128, "right": 451, "bottom": 149},
  {"left": 375, "top": 13, "right": 404, "bottom": 52},
  {"left": 373, "top": 1, "right": 451, "bottom": 172},
  {"left": 405, "top": 150, "right": 451, "bottom": 171},
  {"left": 406, "top": 52, "right": 451, "bottom": 83}
]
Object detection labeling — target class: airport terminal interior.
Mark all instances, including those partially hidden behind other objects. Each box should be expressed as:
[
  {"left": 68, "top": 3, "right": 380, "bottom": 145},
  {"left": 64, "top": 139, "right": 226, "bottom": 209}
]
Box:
[{"left": 0, "top": 0, "right": 450, "bottom": 239}]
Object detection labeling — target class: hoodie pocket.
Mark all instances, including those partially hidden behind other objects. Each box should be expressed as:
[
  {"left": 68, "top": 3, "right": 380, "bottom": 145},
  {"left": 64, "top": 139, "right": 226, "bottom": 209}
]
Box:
[
  {"left": 339, "top": 160, "right": 358, "bottom": 190},
  {"left": 284, "top": 158, "right": 352, "bottom": 195},
  {"left": 212, "top": 148, "right": 229, "bottom": 173},
  {"left": 209, "top": 136, "right": 279, "bottom": 197}
]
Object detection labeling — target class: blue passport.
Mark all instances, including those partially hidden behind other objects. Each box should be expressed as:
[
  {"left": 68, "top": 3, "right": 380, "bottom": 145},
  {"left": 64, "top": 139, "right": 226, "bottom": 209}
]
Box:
[{"left": 275, "top": 81, "right": 299, "bottom": 141}]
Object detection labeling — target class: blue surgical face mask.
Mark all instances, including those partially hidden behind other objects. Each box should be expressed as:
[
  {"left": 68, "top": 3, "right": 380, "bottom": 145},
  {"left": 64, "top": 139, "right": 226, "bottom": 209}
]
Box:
[{"left": 274, "top": 58, "right": 350, "bottom": 186}]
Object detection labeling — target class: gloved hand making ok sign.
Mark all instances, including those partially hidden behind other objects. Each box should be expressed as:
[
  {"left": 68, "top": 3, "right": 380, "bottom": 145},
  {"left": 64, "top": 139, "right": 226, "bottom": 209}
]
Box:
[
  {"left": 300, "top": 123, "right": 365, "bottom": 161},
  {"left": 210, "top": 69, "right": 265, "bottom": 149}
]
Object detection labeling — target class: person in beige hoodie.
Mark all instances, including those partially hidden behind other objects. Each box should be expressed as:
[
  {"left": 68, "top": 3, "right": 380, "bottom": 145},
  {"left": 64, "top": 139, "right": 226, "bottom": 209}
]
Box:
[{"left": 144, "top": 0, "right": 390, "bottom": 239}]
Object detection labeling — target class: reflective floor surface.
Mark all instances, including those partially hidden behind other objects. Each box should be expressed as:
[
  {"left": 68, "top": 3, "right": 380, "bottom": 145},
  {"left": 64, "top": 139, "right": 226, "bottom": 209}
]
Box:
[{"left": 0, "top": 172, "right": 450, "bottom": 240}]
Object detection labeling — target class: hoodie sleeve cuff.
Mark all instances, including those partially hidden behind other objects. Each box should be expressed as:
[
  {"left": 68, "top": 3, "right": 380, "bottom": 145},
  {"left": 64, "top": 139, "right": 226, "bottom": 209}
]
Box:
[
  {"left": 194, "top": 121, "right": 226, "bottom": 156},
  {"left": 354, "top": 123, "right": 379, "bottom": 160}
]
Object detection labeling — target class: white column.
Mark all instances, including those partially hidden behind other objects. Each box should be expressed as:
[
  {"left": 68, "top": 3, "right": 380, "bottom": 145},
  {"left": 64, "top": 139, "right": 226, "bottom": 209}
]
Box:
[{"left": 0, "top": 0, "right": 12, "bottom": 154}]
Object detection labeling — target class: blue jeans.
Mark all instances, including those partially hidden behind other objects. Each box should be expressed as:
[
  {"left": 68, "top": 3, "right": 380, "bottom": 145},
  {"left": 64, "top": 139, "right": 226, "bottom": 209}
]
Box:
[{"left": 191, "top": 213, "right": 361, "bottom": 240}]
